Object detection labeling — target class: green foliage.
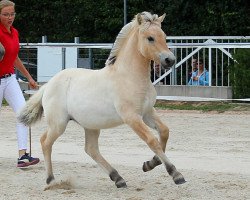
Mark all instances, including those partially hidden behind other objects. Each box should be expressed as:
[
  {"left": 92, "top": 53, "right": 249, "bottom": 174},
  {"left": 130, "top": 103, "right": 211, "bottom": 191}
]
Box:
[
  {"left": 2, "top": 99, "right": 8, "bottom": 106},
  {"left": 13, "top": 0, "right": 249, "bottom": 43},
  {"left": 229, "top": 49, "right": 250, "bottom": 99}
]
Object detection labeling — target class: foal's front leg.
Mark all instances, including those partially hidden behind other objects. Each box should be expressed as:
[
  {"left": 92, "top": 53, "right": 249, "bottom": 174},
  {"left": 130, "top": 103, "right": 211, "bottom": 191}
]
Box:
[
  {"left": 84, "top": 129, "right": 127, "bottom": 188},
  {"left": 124, "top": 114, "right": 185, "bottom": 185},
  {"left": 142, "top": 109, "right": 169, "bottom": 171}
]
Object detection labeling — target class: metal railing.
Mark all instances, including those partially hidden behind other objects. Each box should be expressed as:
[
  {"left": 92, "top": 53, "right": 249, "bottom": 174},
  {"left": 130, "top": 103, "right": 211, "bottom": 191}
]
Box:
[
  {"left": 19, "top": 36, "right": 250, "bottom": 86},
  {"left": 153, "top": 36, "right": 250, "bottom": 87}
]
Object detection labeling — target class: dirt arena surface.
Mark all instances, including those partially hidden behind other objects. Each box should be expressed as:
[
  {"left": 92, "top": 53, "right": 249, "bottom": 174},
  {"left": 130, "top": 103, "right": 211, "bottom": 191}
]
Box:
[{"left": 0, "top": 106, "right": 250, "bottom": 200}]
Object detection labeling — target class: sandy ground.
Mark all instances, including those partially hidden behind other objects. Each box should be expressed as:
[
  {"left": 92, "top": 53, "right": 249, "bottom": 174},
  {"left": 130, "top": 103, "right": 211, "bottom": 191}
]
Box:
[{"left": 0, "top": 106, "right": 250, "bottom": 200}]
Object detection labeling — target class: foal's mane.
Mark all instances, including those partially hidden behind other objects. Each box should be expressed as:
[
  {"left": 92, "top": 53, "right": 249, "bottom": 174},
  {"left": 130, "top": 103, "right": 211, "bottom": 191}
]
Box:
[{"left": 105, "top": 12, "right": 160, "bottom": 66}]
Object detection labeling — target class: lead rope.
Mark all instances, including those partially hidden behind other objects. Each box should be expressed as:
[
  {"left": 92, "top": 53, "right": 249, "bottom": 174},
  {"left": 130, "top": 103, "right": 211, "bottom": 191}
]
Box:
[{"left": 28, "top": 84, "right": 32, "bottom": 156}]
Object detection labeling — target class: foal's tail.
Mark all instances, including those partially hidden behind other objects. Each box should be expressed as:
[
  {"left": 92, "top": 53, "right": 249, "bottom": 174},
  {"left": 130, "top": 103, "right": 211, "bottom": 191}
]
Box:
[{"left": 18, "top": 84, "right": 46, "bottom": 126}]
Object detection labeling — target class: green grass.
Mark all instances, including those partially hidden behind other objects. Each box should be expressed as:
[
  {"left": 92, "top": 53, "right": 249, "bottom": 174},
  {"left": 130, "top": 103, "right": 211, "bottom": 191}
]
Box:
[
  {"left": 155, "top": 101, "right": 250, "bottom": 113},
  {"left": 2, "top": 99, "right": 8, "bottom": 106}
]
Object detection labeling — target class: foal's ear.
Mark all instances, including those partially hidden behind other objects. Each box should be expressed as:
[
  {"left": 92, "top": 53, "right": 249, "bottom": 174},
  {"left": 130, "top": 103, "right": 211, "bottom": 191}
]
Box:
[
  {"left": 137, "top": 13, "right": 143, "bottom": 25},
  {"left": 158, "top": 13, "right": 166, "bottom": 22}
]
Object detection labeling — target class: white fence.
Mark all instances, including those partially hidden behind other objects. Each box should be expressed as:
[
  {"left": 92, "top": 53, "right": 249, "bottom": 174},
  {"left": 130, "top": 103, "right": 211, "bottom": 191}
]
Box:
[
  {"left": 153, "top": 36, "right": 250, "bottom": 87},
  {"left": 19, "top": 36, "right": 250, "bottom": 86}
]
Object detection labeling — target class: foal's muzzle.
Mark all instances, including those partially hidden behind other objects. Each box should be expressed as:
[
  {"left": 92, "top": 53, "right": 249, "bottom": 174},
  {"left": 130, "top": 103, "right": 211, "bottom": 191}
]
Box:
[{"left": 160, "top": 52, "right": 176, "bottom": 70}]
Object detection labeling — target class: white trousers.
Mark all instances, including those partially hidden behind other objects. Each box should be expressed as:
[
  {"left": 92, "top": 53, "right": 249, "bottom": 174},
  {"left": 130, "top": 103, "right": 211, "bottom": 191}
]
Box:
[{"left": 0, "top": 74, "right": 28, "bottom": 150}]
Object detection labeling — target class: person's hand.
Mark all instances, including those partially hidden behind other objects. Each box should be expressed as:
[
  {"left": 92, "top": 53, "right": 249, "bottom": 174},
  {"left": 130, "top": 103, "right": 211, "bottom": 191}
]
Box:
[
  {"left": 28, "top": 78, "right": 38, "bottom": 89},
  {"left": 193, "top": 76, "right": 199, "bottom": 81}
]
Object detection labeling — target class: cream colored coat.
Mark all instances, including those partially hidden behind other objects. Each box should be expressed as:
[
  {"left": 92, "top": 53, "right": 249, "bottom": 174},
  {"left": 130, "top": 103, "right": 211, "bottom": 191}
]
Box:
[{"left": 18, "top": 12, "right": 185, "bottom": 188}]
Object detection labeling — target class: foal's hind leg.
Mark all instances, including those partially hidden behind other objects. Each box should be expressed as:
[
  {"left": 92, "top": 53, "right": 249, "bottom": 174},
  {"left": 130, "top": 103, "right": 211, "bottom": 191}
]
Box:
[
  {"left": 40, "top": 122, "right": 68, "bottom": 184},
  {"left": 142, "top": 109, "right": 169, "bottom": 171},
  {"left": 84, "top": 129, "right": 127, "bottom": 188}
]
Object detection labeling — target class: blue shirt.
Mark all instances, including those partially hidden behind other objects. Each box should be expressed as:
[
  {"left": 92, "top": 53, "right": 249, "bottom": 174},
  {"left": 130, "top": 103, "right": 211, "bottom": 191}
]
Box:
[{"left": 188, "top": 69, "right": 209, "bottom": 86}]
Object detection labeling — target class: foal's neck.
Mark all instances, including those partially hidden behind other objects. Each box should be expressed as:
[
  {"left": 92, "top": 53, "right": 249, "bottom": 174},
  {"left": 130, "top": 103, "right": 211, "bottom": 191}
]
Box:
[{"left": 116, "top": 34, "right": 151, "bottom": 80}]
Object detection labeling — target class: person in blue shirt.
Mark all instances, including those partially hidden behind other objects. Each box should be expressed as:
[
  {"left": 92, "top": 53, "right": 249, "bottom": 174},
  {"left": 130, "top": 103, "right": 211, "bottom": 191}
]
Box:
[
  {"left": 188, "top": 58, "right": 198, "bottom": 81},
  {"left": 188, "top": 59, "right": 209, "bottom": 86}
]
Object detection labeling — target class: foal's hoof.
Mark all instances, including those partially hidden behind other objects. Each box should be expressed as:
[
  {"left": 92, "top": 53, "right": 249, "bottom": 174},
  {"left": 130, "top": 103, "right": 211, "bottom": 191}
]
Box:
[
  {"left": 173, "top": 172, "right": 186, "bottom": 185},
  {"left": 116, "top": 179, "right": 127, "bottom": 188},
  {"left": 143, "top": 156, "right": 161, "bottom": 172},
  {"left": 46, "top": 175, "right": 55, "bottom": 184},
  {"left": 142, "top": 161, "right": 153, "bottom": 172},
  {"left": 174, "top": 177, "right": 186, "bottom": 185}
]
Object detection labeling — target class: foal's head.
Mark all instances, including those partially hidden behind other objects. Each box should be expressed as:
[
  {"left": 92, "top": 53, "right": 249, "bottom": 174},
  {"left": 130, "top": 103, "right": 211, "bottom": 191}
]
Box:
[
  {"left": 136, "top": 12, "right": 175, "bottom": 69},
  {"left": 106, "top": 12, "right": 175, "bottom": 69}
]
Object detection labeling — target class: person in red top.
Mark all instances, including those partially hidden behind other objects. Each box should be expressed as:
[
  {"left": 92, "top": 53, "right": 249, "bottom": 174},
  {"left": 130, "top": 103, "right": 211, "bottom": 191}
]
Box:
[{"left": 0, "top": 0, "right": 39, "bottom": 168}]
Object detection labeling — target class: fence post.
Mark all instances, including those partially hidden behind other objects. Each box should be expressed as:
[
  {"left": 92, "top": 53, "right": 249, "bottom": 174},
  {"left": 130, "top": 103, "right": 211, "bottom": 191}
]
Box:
[
  {"left": 42, "top": 35, "right": 47, "bottom": 43},
  {"left": 62, "top": 48, "right": 66, "bottom": 70},
  {"left": 209, "top": 47, "right": 212, "bottom": 86},
  {"left": 88, "top": 48, "right": 93, "bottom": 69},
  {"left": 75, "top": 37, "right": 80, "bottom": 68}
]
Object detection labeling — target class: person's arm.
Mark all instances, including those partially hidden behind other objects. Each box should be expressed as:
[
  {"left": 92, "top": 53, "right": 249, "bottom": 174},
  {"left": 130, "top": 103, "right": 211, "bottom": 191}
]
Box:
[
  {"left": 198, "top": 72, "right": 209, "bottom": 86},
  {"left": 188, "top": 77, "right": 192, "bottom": 85},
  {"left": 188, "top": 72, "right": 197, "bottom": 85},
  {"left": 14, "top": 56, "right": 38, "bottom": 89}
]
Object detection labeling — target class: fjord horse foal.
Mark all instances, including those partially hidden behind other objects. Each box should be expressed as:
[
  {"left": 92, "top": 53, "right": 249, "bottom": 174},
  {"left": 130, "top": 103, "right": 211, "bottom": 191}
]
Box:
[{"left": 18, "top": 12, "right": 186, "bottom": 188}]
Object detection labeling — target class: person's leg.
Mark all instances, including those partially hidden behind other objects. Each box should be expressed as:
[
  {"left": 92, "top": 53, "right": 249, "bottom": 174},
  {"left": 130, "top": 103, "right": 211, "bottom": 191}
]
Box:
[
  {"left": 4, "top": 75, "right": 39, "bottom": 167},
  {"left": 4, "top": 75, "right": 28, "bottom": 157}
]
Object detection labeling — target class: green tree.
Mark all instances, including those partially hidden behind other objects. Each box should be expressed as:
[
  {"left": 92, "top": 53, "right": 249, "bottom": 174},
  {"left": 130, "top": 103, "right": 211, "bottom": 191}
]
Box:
[
  {"left": 14, "top": 0, "right": 249, "bottom": 42},
  {"left": 230, "top": 49, "right": 250, "bottom": 98}
]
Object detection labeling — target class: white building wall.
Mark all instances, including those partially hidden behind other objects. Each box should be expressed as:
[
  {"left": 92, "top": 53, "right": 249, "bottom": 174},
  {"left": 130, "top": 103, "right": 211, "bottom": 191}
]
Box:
[{"left": 37, "top": 46, "right": 77, "bottom": 82}]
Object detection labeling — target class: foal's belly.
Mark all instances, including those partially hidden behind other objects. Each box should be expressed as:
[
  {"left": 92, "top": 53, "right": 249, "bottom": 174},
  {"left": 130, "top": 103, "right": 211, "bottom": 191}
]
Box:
[
  {"left": 69, "top": 104, "right": 124, "bottom": 130},
  {"left": 76, "top": 114, "right": 124, "bottom": 130}
]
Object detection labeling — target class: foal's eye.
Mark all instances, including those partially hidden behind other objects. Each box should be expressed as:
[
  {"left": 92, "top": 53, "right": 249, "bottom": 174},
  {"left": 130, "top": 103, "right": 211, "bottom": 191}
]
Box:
[{"left": 147, "top": 36, "right": 154, "bottom": 42}]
